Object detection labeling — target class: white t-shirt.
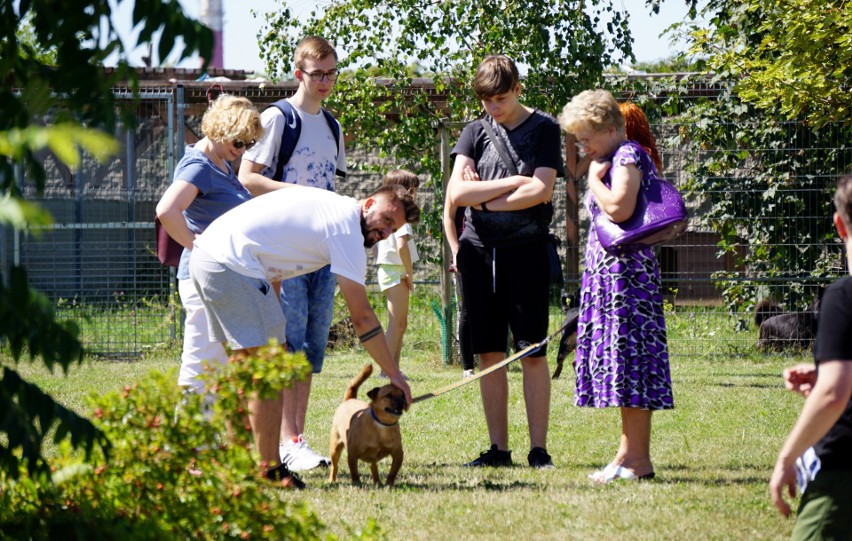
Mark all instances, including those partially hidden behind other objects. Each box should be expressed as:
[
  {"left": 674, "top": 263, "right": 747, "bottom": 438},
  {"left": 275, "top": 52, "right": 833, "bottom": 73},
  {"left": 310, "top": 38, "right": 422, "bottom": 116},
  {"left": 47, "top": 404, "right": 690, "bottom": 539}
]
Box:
[
  {"left": 376, "top": 223, "right": 419, "bottom": 266},
  {"left": 243, "top": 102, "right": 346, "bottom": 191},
  {"left": 193, "top": 187, "right": 367, "bottom": 284}
]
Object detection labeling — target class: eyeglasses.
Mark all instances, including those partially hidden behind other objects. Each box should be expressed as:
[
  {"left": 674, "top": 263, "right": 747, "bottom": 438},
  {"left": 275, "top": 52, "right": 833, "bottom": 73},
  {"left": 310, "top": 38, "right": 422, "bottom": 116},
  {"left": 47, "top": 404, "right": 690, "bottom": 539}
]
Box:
[
  {"left": 575, "top": 135, "right": 593, "bottom": 148},
  {"left": 304, "top": 69, "right": 339, "bottom": 82},
  {"left": 232, "top": 139, "right": 256, "bottom": 150}
]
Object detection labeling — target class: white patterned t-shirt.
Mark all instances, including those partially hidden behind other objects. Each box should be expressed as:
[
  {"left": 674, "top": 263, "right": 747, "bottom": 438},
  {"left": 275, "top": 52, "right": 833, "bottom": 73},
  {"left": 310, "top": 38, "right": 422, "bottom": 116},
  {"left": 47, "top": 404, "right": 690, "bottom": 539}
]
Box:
[{"left": 243, "top": 102, "right": 346, "bottom": 191}]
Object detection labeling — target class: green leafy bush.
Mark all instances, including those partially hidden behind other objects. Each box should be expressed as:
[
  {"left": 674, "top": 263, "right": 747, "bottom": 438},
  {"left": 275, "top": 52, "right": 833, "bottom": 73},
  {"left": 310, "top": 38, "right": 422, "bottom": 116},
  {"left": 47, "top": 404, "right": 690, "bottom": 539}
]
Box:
[{"left": 0, "top": 345, "right": 361, "bottom": 540}]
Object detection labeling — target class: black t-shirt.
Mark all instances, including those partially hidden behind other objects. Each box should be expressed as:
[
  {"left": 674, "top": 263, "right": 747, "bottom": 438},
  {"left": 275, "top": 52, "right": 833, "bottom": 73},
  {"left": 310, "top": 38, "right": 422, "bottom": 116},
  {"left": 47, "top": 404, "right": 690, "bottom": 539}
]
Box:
[
  {"left": 451, "top": 111, "right": 565, "bottom": 248},
  {"left": 454, "top": 206, "right": 466, "bottom": 235},
  {"left": 812, "top": 275, "right": 852, "bottom": 470}
]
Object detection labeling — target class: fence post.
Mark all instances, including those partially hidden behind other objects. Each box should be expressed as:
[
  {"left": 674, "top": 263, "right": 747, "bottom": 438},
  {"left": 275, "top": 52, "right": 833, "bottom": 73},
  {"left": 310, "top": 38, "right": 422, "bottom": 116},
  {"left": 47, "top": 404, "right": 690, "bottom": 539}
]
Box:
[
  {"left": 166, "top": 88, "right": 179, "bottom": 343},
  {"left": 564, "top": 132, "right": 586, "bottom": 285},
  {"left": 438, "top": 120, "right": 455, "bottom": 365}
]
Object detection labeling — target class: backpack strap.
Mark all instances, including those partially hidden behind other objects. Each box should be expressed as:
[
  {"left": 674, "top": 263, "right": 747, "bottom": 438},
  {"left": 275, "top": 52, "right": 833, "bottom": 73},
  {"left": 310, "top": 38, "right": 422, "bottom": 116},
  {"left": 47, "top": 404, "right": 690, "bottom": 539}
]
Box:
[
  {"left": 268, "top": 99, "right": 344, "bottom": 181},
  {"left": 269, "top": 99, "right": 301, "bottom": 182},
  {"left": 321, "top": 108, "right": 345, "bottom": 178}
]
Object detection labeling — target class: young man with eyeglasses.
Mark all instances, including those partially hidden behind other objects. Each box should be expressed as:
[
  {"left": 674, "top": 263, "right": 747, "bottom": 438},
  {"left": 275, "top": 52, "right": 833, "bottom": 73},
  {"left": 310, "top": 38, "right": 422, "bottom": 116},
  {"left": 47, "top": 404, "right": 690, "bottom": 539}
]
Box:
[{"left": 238, "top": 36, "right": 346, "bottom": 473}]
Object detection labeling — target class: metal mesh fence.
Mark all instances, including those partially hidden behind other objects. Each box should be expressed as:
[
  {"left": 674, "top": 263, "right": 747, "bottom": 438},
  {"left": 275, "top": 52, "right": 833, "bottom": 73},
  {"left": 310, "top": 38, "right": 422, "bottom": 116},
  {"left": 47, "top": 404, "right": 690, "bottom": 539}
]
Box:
[
  {"left": 3, "top": 75, "right": 849, "bottom": 358},
  {"left": 609, "top": 75, "right": 850, "bottom": 356}
]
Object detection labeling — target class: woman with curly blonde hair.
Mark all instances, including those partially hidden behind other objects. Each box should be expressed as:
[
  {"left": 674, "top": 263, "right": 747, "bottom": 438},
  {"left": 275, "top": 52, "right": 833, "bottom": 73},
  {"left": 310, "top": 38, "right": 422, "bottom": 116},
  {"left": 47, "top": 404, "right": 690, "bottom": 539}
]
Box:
[{"left": 156, "top": 94, "right": 264, "bottom": 394}]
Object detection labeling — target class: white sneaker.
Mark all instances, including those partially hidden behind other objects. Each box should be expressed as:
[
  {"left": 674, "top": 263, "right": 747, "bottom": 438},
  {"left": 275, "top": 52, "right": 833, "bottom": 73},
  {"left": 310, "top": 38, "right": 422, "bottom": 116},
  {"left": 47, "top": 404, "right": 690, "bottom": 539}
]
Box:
[
  {"left": 462, "top": 369, "right": 475, "bottom": 380},
  {"left": 279, "top": 435, "right": 331, "bottom": 471},
  {"left": 378, "top": 371, "right": 409, "bottom": 381}
]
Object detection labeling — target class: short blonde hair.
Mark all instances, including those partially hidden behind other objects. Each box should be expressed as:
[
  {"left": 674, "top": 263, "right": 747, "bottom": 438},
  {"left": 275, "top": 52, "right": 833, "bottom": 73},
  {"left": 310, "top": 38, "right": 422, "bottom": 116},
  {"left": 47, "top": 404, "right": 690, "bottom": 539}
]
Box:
[
  {"left": 294, "top": 36, "right": 338, "bottom": 70},
  {"left": 558, "top": 89, "right": 624, "bottom": 134},
  {"left": 201, "top": 95, "right": 263, "bottom": 145}
]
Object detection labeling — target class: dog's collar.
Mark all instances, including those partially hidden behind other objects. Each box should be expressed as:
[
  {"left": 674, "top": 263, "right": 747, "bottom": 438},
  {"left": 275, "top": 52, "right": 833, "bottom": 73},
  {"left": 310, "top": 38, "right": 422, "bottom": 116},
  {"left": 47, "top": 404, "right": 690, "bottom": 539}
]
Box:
[{"left": 370, "top": 407, "right": 398, "bottom": 427}]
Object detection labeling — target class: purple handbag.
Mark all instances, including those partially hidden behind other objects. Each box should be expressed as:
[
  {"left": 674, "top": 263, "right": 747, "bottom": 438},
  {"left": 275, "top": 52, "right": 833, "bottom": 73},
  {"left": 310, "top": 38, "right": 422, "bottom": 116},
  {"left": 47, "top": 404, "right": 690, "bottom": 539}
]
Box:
[{"left": 590, "top": 141, "right": 688, "bottom": 256}]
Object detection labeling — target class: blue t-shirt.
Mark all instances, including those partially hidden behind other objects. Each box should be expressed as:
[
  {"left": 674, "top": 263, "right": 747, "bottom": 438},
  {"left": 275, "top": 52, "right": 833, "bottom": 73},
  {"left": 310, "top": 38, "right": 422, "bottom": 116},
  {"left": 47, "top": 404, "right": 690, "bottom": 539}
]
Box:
[{"left": 174, "top": 145, "right": 252, "bottom": 279}]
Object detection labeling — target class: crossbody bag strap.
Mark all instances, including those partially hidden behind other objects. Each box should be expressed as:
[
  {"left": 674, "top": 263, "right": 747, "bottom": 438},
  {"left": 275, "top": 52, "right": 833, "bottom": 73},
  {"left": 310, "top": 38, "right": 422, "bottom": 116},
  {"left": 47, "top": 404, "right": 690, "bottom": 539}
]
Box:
[
  {"left": 479, "top": 118, "right": 518, "bottom": 175},
  {"left": 479, "top": 118, "right": 554, "bottom": 234}
]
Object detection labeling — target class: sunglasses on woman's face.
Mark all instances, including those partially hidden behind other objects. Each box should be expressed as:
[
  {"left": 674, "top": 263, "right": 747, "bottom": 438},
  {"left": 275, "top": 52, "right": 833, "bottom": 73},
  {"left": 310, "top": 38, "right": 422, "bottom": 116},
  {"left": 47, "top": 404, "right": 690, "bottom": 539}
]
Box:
[{"left": 232, "top": 139, "right": 256, "bottom": 150}]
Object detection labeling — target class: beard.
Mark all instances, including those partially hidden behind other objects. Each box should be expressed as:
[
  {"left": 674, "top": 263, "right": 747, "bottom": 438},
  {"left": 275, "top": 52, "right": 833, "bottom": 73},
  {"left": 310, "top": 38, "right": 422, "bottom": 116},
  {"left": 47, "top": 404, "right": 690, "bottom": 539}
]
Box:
[{"left": 361, "top": 213, "right": 378, "bottom": 248}]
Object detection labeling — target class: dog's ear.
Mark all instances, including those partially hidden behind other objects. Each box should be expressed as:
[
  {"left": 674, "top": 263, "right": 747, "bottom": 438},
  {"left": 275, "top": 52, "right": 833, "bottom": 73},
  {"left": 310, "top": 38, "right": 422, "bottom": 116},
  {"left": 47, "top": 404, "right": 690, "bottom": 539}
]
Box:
[{"left": 367, "top": 387, "right": 380, "bottom": 401}]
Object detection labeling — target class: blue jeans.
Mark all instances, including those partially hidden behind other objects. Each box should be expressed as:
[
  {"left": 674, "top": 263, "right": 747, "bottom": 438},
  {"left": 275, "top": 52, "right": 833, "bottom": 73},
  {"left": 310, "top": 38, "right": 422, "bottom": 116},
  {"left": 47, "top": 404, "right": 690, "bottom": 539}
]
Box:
[{"left": 280, "top": 265, "right": 335, "bottom": 372}]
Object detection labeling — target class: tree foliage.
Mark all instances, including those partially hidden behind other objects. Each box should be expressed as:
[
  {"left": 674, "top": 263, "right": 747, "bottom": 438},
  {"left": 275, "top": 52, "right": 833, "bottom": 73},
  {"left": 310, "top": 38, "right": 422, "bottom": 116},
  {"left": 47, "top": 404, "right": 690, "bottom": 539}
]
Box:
[
  {"left": 258, "top": 0, "right": 638, "bottom": 257},
  {"left": 0, "top": 1, "right": 212, "bottom": 480},
  {"left": 622, "top": 55, "right": 707, "bottom": 74},
  {"left": 667, "top": 1, "right": 852, "bottom": 313},
  {"left": 675, "top": 83, "right": 847, "bottom": 314},
  {"left": 686, "top": 0, "right": 852, "bottom": 128}
]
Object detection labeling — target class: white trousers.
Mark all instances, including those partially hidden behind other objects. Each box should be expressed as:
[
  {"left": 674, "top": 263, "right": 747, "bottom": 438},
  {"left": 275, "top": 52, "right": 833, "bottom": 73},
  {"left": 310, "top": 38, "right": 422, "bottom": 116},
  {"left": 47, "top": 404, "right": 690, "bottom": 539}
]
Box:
[{"left": 177, "top": 278, "right": 228, "bottom": 393}]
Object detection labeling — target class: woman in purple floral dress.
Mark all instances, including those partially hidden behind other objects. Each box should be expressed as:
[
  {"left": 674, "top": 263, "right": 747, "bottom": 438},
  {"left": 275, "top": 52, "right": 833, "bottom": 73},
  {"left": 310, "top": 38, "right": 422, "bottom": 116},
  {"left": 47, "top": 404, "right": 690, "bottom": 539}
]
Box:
[{"left": 558, "top": 90, "right": 674, "bottom": 483}]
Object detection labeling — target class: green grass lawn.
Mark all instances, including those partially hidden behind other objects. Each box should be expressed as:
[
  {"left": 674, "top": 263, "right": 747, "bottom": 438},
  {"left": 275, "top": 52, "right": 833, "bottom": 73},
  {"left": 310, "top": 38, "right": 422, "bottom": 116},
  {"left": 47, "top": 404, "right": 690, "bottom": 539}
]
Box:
[{"left": 8, "top": 325, "right": 808, "bottom": 540}]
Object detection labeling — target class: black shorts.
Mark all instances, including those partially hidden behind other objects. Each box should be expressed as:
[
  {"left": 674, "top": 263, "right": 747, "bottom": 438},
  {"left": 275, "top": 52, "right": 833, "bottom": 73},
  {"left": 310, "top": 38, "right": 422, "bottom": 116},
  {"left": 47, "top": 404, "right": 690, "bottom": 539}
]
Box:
[{"left": 456, "top": 239, "right": 550, "bottom": 356}]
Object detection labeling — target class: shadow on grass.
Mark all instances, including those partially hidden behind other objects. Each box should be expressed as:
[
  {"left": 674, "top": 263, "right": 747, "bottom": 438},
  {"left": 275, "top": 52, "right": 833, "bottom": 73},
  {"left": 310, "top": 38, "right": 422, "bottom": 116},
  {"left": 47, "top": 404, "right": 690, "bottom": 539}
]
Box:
[
  {"left": 711, "top": 372, "right": 784, "bottom": 379},
  {"left": 568, "top": 462, "right": 769, "bottom": 486},
  {"left": 715, "top": 382, "right": 780, "bottom": 389},
  {"left": 315, "top": 478, "right": 545, "bottom": 492},
  {"left": 305, "top": 460, "right": 771, "bottom": 492},
  {"left": 642, "top": 475, "right": 768, "bottom": 486}
]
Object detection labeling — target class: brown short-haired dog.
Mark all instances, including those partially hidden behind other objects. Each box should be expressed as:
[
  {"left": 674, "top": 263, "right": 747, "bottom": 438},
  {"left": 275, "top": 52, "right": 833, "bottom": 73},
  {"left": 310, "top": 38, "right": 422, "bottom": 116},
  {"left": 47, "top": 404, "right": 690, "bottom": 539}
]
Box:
[{"left": 329, "top": 363, "right": 406, "bottom": 486}]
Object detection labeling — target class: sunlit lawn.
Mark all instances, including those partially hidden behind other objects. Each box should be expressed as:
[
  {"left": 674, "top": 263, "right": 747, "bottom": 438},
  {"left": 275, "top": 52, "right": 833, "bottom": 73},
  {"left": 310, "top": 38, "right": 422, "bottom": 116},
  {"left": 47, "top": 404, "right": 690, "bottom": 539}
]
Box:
[{"left": 6, "top": 295, "right": 811, "bottom": 540}]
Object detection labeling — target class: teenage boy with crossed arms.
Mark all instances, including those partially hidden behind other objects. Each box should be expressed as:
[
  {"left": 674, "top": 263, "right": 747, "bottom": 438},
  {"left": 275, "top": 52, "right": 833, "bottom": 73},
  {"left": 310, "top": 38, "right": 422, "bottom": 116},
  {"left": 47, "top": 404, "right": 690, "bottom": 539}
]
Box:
[
  {"left": 238, "top": 35, "right": 346, "bottom": 472},
  {"left": 445, "top": 55, "right": 564, "bottom": 469}
]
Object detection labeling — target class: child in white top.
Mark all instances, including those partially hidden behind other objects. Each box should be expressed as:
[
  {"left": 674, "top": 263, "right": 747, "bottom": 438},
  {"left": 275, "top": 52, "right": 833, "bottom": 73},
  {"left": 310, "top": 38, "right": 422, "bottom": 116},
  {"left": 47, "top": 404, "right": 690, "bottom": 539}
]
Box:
[{"left": 375, "top": 169, "right": 420, "bottom": 378}]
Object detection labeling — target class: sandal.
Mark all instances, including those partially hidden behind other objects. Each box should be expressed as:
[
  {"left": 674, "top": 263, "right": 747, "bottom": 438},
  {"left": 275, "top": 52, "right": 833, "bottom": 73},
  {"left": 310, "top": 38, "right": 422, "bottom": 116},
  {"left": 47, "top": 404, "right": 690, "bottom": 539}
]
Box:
[{"left": 590, "top": 463, "right": 655, "bottom": 483}]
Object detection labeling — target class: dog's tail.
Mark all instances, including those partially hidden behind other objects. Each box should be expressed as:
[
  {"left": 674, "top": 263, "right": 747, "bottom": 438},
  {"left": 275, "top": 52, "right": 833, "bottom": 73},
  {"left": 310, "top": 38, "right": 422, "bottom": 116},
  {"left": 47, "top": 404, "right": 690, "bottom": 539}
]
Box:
[
  {"left": 754, "top": 298, "right": 783, "bottom": 327},
  {"left": 344, "top": 363, "right": 373, "bottom": 401}
]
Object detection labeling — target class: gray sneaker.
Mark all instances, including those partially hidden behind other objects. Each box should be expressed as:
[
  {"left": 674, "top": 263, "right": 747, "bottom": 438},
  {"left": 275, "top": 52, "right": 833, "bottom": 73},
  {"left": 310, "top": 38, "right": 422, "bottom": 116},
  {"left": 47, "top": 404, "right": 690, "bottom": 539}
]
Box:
[{"left": 280, "top": 435, "right": 331, "bottom": 472}]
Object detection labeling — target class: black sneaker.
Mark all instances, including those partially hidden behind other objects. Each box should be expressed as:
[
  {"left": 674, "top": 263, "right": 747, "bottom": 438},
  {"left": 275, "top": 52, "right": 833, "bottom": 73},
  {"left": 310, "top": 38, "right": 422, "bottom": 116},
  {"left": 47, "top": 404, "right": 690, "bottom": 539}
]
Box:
[
  {"left": 528, "top": 447, "right": 554, "bottom": 469},
  {"left": 263, "top": 463, "right": 306, "bottom": 489},
  {"left": 463, "top": 444, "right": 512, "bottom": 467}
]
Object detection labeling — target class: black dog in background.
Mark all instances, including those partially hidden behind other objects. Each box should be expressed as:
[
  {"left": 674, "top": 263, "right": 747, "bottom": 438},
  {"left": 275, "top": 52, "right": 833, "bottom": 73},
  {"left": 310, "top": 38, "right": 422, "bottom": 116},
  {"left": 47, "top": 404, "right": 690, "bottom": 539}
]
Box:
[{"left": 754, "top": 290, "right": 823, "bottom": 351}]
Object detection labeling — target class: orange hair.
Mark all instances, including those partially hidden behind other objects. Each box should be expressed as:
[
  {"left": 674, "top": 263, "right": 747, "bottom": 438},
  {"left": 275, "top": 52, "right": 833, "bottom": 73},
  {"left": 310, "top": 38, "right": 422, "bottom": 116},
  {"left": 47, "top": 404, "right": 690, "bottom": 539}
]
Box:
[{"left": 620, "top": 102, "right": 663, "bottom": 172}]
